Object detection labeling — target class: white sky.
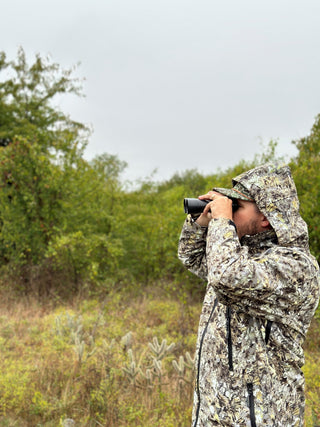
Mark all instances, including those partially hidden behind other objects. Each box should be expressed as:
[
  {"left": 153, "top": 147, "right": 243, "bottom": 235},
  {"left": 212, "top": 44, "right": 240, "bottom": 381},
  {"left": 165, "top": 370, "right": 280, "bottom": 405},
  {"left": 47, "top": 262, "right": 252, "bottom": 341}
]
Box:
[{"left": 2, "top": 0, "right": 320, "bottom": 183}]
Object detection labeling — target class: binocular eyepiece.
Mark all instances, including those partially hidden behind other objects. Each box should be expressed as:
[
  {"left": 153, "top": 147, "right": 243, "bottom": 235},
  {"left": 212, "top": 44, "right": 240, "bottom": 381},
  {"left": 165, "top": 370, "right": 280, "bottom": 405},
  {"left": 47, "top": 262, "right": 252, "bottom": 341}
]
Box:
[{"left": 183, "top": 197, "right": 239, "bottom": 214}]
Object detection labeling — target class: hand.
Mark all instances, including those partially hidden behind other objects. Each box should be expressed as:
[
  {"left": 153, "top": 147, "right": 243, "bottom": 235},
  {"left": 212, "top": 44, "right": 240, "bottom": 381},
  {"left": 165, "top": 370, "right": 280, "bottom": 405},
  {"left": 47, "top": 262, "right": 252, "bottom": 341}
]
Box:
[{"left": 195, "top": 191, "right": 233, "bottom": 226}]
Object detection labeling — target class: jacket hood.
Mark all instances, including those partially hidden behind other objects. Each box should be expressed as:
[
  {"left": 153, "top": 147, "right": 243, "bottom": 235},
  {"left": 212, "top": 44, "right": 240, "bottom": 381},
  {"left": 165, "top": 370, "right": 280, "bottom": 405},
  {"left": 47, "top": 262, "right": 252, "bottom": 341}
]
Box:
[{"left": 232, "top": 163, "right": 309, "bottom": 249}]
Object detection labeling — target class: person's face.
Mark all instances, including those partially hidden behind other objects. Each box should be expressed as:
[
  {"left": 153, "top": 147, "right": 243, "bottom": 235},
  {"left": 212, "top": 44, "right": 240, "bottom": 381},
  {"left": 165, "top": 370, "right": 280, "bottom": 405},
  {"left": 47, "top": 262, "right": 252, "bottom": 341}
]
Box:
[{"left": 233, "top": 200, "right": 267, "bottom": 239}]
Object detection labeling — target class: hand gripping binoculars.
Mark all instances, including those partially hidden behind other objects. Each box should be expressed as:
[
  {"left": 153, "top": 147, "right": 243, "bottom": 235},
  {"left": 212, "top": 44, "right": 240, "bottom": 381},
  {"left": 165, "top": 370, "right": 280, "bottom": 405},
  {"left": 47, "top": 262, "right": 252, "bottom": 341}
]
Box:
[{"left": 183, "top": 197, "right": 239, "bottom": 215}]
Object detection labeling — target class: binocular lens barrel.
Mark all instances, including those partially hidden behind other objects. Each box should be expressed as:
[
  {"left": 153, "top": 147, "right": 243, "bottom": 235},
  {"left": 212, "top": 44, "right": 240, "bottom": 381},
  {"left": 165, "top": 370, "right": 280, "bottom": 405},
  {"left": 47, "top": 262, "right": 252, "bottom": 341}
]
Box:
[
  {"left": 184, "top": 198, "right": 239, "bottom": 214},
  {"left": 184, "top": 198, "right": 209, "bottom": 214}
]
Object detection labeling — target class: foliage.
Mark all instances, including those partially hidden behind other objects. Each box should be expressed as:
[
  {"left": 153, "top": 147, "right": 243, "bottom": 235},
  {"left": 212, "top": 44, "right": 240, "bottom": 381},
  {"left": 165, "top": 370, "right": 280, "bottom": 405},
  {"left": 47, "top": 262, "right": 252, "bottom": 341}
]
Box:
[
  {"left": 0, "top": 48, "right": 87, "bottom": 293},
  {"left": 290, "top": 114, "right": 320, "bottom": 261},
  {"left": 0, "top": 50, "right": 125, "bottom": 296},
  {"left": 0, "top": 137, "right": 65, "bottom": 266},
  {"left": 0, "top": 47, "right": 86, "bottom": 150}
]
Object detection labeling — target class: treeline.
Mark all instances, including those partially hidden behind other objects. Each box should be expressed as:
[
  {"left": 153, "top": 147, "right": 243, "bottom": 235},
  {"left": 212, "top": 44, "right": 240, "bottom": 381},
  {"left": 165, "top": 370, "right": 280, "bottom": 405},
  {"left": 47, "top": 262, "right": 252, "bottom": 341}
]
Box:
[{"left": 0, "top": 49, "right": 319, "bottom": 298}]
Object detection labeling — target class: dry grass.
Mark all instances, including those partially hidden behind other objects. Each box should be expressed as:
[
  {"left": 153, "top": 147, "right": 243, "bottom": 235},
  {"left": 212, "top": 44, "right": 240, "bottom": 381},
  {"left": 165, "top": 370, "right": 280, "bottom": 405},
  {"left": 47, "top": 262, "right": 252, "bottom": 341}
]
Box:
[
  {"left": 0, "top": 290, "right": 319, "bottom": 426},
  {"left": 0, "top": 290, "right": 198, "bottom": 426},
  {"left": 303, "top": 316, "right": 320, "bottom": 426}
]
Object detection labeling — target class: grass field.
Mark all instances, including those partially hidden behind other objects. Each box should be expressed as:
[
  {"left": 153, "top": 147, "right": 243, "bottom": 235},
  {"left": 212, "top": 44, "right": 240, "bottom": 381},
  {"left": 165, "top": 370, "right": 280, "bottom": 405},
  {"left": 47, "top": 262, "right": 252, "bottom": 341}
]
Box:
[{"left": 0, "top": 289, "right": 319, "bottom": 426}]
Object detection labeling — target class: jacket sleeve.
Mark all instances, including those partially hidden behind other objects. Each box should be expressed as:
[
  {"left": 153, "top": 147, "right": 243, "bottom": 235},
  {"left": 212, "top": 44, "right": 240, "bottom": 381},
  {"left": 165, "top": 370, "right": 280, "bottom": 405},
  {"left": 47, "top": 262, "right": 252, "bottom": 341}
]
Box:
[
  {"left": 206, "top": 218, "right": 320, "bottom": 329},
  {"left": 178, "top": 215, "right": 208, "bottom": 281}
]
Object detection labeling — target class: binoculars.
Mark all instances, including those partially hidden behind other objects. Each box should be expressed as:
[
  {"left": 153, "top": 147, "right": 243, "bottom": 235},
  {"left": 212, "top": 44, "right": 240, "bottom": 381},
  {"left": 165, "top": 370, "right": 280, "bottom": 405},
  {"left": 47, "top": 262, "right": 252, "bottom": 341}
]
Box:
[{"left": 184, "top": 197, "right": 239, "bottom": 214}]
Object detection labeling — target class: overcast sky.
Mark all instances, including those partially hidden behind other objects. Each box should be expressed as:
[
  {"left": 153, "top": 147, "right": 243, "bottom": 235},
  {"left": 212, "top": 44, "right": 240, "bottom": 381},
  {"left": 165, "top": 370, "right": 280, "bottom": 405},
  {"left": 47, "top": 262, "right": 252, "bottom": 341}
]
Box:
[{"left": 2, "top": 0, "right": 320, "bottom": 183}]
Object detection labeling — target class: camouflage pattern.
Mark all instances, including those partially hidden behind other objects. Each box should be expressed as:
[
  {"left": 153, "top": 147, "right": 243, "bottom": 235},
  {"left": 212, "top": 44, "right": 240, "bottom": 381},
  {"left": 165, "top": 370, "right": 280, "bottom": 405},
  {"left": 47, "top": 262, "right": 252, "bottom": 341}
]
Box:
[{"left": 178, "top": 163, "right": 320, "bottom": 426}]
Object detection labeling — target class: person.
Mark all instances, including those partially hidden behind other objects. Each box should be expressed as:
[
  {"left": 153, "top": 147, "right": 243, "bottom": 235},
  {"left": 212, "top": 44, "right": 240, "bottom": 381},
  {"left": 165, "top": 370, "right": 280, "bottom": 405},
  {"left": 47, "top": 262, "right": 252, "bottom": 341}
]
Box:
[{"left": 178, "top": 163, "right": 320, "bottom": 427}]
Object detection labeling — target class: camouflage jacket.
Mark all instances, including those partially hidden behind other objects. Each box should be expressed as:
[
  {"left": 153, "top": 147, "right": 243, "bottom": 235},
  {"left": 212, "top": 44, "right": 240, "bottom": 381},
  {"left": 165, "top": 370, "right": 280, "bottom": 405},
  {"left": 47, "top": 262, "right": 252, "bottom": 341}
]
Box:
[{"left": 178, "top": 164, "right": 320, "bottom": 427}]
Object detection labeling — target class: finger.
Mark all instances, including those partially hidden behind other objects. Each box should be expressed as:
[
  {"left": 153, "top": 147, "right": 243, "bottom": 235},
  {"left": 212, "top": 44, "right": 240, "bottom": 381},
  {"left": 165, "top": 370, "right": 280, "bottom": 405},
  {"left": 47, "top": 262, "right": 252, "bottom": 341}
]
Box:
[
  {"left": 202, "top": 200, "right": 214, "bottom": 215},
  {"left": 199, "top": 191, "right": 216, "bottom": 200},
  {"left": 198, "top": 193, "right": 212, "bottom": 200}
]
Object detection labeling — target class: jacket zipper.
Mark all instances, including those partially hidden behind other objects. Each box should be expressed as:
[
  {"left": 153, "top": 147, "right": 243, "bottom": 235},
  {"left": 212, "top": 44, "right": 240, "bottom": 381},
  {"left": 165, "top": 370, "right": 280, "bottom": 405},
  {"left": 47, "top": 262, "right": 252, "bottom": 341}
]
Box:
[
  {"left": 265, "top": 320, "right": 273, "bottom": 344},
  {"left": 226, "top": 306, "right": 233, "bottom": 371},
  {"left": 247, "top": 383, "right": 257, "bottom": 427},
  {"left": 193, "top": 298, "right": 218, "bottom": 427}
]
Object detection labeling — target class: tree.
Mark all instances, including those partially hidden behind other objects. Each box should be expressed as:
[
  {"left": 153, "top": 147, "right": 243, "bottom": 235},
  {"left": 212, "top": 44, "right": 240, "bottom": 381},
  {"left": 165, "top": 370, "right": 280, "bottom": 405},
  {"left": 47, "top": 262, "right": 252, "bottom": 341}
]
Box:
[
  {"left": 0, "top": 49, "right": 122, "bottom": 295},
  {"left": 290, "top": 114, "right": 320, "bottom": 261},
  {"left": 0, "top": 47, "right": 87, "bottom": 152}
]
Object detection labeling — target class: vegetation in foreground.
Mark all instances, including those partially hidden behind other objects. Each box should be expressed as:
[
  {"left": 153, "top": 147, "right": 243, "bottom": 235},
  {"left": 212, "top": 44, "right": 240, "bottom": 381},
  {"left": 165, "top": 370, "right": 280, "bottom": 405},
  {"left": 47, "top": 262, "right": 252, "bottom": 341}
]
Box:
[{"left": 0, "top": 290, "right": 319, "bottom": 426}]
